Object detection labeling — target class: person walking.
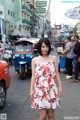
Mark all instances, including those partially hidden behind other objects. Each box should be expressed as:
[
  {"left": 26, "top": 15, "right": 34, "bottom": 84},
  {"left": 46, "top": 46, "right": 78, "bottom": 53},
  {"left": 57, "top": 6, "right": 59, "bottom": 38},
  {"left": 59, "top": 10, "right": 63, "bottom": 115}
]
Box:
[{"left": 30, "top": 37, "right": 62, "bottom": 120}]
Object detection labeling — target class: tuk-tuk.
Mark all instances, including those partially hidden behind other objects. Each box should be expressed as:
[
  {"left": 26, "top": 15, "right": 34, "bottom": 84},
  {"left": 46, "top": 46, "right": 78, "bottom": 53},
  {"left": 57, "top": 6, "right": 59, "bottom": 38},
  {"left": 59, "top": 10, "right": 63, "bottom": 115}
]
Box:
[{"left": 13, "top": 37, "right": 39, "bottom": 79}]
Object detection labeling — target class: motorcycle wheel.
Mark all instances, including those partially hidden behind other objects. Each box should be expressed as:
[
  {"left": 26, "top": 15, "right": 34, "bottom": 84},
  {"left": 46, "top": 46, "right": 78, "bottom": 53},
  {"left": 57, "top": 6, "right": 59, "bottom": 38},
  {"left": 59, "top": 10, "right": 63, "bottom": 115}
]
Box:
[{"left": 21, "top": 67, "right": 25, "bottom": 80}]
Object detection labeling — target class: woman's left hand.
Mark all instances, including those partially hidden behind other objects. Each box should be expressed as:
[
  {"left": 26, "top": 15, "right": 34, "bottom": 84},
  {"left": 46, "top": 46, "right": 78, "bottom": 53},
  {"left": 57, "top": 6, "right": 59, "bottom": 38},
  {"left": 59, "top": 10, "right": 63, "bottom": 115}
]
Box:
[{"left": 58, "top": 86, "right": 63, "bottom": 97}]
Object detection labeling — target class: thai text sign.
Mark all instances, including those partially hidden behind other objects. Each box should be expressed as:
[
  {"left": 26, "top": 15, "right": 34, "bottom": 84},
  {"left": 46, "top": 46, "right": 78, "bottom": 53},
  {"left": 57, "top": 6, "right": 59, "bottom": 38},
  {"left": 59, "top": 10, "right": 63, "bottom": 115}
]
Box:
[
  {"left": 36, "top": 8, "right": 46, "bottom": 13},
  {"left": 36, "top": 1, "right": 47, "bottom": 7},
  {"left": 61, "top": 0, "right": 80, "bottom": 3}
]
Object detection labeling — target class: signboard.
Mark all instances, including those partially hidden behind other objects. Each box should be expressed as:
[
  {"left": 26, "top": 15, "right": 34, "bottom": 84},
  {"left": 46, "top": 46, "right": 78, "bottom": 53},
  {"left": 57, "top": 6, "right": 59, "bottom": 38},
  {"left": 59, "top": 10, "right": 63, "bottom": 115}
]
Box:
[
  {"left": 35, "top": 1, "right": 47, "bottom": 14},
  {"left": 36, "top": 1, "right": 47, "bottom": 7},
  {"left": 61, "top": 0, "right": 80, "bottom": 3},
  {"left": 65, "top": 6, "right": 80, "bottom": 19},
  {"left": 36, "top": 8, "right": 46, "bottom": 14}
]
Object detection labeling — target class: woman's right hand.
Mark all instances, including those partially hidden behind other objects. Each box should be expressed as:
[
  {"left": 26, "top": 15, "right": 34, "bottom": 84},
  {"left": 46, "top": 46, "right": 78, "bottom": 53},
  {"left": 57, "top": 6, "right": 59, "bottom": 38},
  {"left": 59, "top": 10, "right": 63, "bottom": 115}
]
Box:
[{"left": 30, "top": 89, "right": 34, "bottom": 99}]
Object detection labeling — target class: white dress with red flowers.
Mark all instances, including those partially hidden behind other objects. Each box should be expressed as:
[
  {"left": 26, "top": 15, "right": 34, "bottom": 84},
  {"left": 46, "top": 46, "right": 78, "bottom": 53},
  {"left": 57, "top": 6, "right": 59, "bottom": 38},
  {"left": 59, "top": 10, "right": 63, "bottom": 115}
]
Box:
[{"left": 31, "top": 62, "right": 60, "bottom": 109}]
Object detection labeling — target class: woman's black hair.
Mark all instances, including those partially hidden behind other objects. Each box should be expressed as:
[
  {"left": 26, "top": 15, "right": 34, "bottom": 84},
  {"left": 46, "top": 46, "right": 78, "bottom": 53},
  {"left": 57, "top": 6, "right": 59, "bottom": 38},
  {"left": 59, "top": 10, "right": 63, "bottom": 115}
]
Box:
[
  {"left": 66, "top": 36, "right": 71, "bottom": 41},
  {"left": 37, "top": 37, "right": 51, "bottom": 56}
]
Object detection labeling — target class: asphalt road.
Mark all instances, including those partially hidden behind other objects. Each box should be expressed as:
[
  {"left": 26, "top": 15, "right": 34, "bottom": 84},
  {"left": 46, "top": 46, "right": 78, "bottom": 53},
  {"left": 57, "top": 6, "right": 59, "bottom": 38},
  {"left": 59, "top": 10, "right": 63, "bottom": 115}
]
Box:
[{"left": 0, "top": 49, "right": 80, "bottom": 120}]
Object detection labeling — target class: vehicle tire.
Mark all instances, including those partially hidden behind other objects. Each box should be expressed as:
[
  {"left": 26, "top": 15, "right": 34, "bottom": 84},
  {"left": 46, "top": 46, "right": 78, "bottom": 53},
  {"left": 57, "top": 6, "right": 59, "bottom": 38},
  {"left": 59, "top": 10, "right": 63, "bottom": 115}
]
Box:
[
  {"left": 58, "top": 63, "right": 60, "bottom": 72},
  {"left": 21, "top": 67, "right": 25, "bottom": 80},
  {"left": 0, "top": 82, "right": 6, "bottom": 110}
]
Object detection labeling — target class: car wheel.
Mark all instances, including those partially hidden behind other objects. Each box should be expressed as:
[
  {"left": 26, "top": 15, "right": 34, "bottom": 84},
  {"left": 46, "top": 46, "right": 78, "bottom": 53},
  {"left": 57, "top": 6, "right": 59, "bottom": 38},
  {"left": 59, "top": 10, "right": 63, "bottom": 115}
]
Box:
[{"left": 0, "top": 82, "right": 6, "bottom": 109}]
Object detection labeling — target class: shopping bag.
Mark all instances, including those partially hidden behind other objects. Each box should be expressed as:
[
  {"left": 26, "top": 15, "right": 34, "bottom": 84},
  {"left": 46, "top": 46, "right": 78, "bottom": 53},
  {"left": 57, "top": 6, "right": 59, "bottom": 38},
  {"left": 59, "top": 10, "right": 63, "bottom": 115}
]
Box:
[{"left": 57, "top": 46, "right": 63, "bottom": 54}]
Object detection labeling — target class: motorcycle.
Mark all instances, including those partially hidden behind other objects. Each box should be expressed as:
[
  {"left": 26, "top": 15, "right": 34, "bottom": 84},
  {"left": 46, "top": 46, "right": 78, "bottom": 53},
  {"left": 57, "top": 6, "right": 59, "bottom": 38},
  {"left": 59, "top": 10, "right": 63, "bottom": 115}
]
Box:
[{"left": 13, "top": 37, "right": 39, "bottom": 79}]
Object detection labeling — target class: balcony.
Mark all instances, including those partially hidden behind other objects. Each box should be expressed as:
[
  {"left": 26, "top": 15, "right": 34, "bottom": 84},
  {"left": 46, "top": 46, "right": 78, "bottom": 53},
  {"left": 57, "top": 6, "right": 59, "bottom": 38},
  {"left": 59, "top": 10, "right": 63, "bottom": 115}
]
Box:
[
  {"left": 22, "top": 19, "right": 26, "bottom": 24},
  {"left": 28, "top": 21, "right": 33, "bottom": 27},
  {"left": 26, "top": 5, "right": 32, "bottom": 16},
  {"left": 21, "top": 5, "right": 31, "bottom": 16},
  {"left": 26, "top": 19, "right": 29, "bottom": 25},
  {"left": 22, "top": 5, "right": 26, "bottom": 10},
  {"left": 22, "top": 19, "right": 32, "bottom": 27}
]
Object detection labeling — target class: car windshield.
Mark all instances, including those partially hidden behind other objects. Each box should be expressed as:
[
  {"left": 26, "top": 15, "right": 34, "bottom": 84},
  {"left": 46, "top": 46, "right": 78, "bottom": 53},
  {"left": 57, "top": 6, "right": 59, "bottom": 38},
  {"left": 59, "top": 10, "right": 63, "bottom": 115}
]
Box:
[{"left": 15, "top": 45, "right": 32, "bottom": 52}]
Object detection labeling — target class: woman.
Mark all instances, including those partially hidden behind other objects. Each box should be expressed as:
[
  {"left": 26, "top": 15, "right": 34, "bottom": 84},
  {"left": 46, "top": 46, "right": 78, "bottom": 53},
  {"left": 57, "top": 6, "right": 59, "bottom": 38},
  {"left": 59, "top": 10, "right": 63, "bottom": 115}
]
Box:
[{"left": 30, "top": 37, "right": 62, "bottom": 120}]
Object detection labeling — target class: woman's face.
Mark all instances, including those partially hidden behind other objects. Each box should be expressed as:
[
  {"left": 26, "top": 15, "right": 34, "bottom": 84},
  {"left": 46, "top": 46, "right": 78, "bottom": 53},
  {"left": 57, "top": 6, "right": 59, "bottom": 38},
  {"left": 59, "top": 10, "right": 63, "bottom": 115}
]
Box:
[{"left": 41, "top": 42, "right": 49, "bottom": 56}]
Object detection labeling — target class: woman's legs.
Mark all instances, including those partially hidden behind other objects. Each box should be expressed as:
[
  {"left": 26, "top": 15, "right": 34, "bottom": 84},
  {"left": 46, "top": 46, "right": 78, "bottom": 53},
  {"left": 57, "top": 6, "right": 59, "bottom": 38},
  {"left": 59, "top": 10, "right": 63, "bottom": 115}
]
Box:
[
  {"left": 40, "top": 109, "right": 48, "bottom": 120},
  {"left": 47, "top": 109, "right": 55, "bottom": 120}
]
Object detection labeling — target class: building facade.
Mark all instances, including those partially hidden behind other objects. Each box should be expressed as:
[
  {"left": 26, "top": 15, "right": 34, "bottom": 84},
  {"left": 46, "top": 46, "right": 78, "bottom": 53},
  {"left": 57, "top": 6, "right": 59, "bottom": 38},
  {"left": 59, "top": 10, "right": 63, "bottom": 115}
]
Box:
[
  {"left": 0, "top": 0, "right": 51, "bottom": 41},
  {"left": 0, "top": 1, "right": 5, "bottom": 35}
]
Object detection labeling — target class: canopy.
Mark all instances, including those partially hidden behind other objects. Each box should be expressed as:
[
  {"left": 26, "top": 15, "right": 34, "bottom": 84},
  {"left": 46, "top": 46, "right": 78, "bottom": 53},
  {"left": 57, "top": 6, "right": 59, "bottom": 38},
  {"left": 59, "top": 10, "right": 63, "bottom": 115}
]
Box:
[{"left": 14, "top": 37, "right": 40, "bottom": 45}]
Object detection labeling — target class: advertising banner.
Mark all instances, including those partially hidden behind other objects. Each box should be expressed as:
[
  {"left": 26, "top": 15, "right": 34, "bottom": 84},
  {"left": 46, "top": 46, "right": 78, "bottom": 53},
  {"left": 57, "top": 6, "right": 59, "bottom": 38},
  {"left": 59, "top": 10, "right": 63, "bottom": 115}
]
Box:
[{"left": 61, "top": 0, "right": 80, "bottom": 3}]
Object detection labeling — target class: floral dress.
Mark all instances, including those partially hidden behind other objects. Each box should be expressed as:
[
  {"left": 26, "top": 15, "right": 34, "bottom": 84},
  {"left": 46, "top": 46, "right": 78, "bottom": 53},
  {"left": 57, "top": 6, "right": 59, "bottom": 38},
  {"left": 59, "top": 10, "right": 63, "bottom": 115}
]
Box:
[{"left": 31, "top": 62, "right": 60, "bottom": 109}]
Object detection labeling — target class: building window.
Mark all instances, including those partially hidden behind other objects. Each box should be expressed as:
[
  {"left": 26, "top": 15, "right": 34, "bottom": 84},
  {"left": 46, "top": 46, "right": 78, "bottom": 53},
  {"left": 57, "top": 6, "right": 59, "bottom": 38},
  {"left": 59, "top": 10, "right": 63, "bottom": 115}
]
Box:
[
  {"left": 8, "top": 10, "right": 10, "bottom": 15},
  {"left": 13, "top": 12, "right": 15, "bottom": 18},
  {"left": 11, "top": 11, "right": 12, "bottom": 16},
  {"left": 0, "top": 19, "right": 1, "bottom": 27},
  {"left": 0, "top": 11, "right": 3, "bottom": 15}
]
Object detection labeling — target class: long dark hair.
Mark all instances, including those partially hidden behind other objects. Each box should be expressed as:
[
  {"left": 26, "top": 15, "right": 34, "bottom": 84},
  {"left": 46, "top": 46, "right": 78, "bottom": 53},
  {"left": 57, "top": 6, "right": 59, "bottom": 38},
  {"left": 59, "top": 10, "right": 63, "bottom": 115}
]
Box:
[{"left": 37, "top": 37, "right": 51, "bottom": 56}]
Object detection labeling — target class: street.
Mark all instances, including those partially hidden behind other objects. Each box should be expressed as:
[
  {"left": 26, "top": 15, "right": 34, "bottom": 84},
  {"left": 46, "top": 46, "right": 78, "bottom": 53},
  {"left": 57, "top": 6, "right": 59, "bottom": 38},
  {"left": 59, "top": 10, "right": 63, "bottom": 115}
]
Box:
[
  {"left": 0, "top": 0, "right": 80, "bottom": 119},
  {"left": 0, "top": 49, "right": 80, "bottom": 120}
]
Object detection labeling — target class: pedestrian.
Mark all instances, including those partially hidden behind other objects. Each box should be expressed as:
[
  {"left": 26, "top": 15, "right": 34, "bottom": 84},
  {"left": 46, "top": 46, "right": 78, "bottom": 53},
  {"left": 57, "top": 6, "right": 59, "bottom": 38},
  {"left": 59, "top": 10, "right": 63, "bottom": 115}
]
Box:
[
  {"left": 71, "top": 36, "right": 77, "bottom": 73},
  {"left": 62, "top": 36, "right": 74, "bottom": 79},
  {"left": 30, "top": 37, "right": 62, "bottom": 120},
  {"left": 71, "top": 35, "right": 80, "bottom": 82}
]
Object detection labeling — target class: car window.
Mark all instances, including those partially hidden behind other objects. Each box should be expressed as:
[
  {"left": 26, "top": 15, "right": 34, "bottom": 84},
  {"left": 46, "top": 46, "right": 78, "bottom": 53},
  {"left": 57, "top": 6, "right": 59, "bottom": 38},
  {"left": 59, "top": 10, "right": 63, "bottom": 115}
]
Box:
[{"left": 16, "top": 45, "right": 32, "bottom": 52}]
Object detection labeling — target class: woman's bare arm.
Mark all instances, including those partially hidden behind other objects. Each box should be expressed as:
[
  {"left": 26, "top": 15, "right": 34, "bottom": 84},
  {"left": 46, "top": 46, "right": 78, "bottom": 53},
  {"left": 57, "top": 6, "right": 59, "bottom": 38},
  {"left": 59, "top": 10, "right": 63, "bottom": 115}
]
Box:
[
  {"left": 54, "top": 56, "right": 62, "bottom": 96},
  {"left": 30, "top": 58, "right": 36, "bottom": 97}
]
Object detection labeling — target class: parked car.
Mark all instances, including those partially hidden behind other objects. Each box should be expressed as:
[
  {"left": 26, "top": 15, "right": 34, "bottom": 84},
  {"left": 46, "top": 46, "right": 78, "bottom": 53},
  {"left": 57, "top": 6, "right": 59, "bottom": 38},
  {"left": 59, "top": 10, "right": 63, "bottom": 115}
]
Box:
[{"left": 0, "top": 60, "right": 11, "bottom": 109}]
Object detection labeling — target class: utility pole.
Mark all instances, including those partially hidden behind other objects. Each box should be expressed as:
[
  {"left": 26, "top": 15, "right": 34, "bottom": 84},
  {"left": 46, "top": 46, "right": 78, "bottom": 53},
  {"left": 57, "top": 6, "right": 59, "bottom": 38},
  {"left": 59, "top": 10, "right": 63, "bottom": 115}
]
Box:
[
  {"left": 41, "top": 0, "right": 51, "bottom": 37},
  {"left": 32, "top": 0, "right": 36, "bottom": 37}
]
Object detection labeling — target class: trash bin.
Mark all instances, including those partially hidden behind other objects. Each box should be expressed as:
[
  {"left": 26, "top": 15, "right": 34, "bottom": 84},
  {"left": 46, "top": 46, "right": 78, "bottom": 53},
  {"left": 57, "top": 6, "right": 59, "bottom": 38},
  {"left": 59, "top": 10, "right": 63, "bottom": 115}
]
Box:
[{"left": 58, "top": 56, "right": 66, "bottom": 72}]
